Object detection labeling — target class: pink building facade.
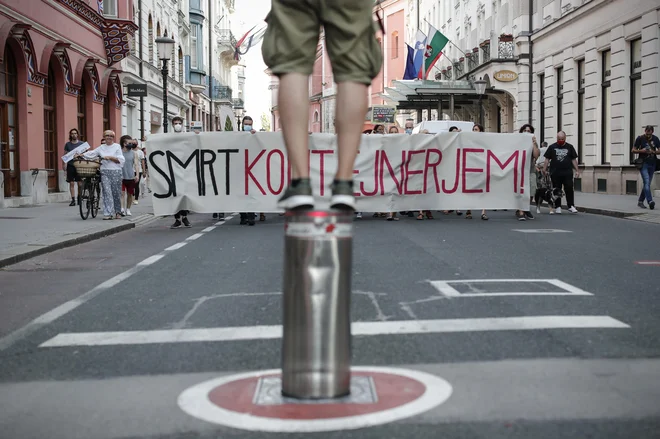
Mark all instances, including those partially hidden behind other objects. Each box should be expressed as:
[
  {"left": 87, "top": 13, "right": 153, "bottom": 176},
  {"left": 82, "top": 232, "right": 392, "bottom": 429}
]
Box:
[{"left": 0, "top": 0, "right": 136, "bottom": 206}]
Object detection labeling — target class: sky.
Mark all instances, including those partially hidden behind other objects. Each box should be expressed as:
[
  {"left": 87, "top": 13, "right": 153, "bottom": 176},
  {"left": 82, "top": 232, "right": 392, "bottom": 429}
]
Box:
[{"left": 232, "top": 0, "right": 273, "bottom": 130}]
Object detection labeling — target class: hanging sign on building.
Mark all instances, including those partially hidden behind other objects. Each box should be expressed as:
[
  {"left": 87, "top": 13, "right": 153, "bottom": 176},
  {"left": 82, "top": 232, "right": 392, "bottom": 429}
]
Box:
[
  {"left": 370, "top": 106, "right": 397, "bottom": 123},
  {"left": 126, "top": 84, "right": 147, "bottom": 97},
  {"left": 150, "top": 111, "right": 162, "bottom": 126},
  {"left": 494, "top": 70, "right": 518, "bottom": 82}
]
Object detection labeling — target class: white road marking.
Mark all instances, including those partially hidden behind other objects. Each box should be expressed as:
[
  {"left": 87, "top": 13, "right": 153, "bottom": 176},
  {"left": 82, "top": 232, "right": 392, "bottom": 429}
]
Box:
[
  {"left": 635, "top": 261, "right": 660, "bottom": 266},
  {"left": 177, "top": 366, "right": 453, "bottom": 432},
  {"left": 202, "top": 227, "right": 216, "bottom": 233},
  {"left": 186, "top": 233, "right": 204, "bottom": 241},
  {"left": 39, "top": 316, "right": 629, "bottom": 347},
  {"left": 426, "top": 279, "right": 593, "bottom": 298},
  {"left": 165, "top": 242, "right": 188, "bottom": 251},
  {"left": 0, "top": 217, "right": 231, "bottom": 352},
  {"left": 355, "top": 291, "right": 391, "bottom": 321},
  {"left": 429, "top": 281, "right": 461, "bottom": 297},
  {"left": 512, "top": 229, "right": 573, "bottom": 233}
]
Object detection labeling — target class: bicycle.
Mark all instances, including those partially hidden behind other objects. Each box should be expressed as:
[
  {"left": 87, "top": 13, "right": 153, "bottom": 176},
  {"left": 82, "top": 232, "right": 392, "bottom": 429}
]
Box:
[{"left": 72, "top": 158, "right": 101, "bottom": 220}]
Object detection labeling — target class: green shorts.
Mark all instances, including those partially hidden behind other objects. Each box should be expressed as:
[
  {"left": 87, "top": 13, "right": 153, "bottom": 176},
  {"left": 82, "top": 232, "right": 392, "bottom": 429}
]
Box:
[{"left": 261, "top": 0, "right": 382, "bottom": 85}]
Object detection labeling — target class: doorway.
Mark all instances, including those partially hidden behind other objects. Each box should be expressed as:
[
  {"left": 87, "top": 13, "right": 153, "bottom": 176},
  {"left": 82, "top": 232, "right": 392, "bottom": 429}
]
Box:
[
  {"left": 43, "top": 65, "right": 58, "bottom": 192},
  {"left": 0, "top": 46, "right": 19, "bottom": 197}
]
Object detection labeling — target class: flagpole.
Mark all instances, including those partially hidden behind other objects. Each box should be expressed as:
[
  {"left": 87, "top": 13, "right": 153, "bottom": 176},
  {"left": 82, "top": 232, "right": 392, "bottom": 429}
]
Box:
[{"left": 423, "top": 18, "right": 467, "bottom": 58}]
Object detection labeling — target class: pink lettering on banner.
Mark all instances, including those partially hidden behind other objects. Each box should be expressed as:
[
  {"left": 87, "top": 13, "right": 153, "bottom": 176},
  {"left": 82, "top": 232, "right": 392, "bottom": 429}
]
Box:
[
  {"left": 379, "top": 150, "right": 403, "bottom": 195},
  {"left": 266, "top": 150, "right": 285, "bottom": 195},
  {"left": 442, "top": 151, "right": 460, "bottom": 194},
  {"left": 359, "top": 150, "right": 380, "bottom": 196},
  {"left": 312, "top": 150, "right": 334, "bottom": 196},
  {"left": 245, "top": 150, "right": 266, "bottom": 195},
  {"left": 486, "top": 150, "right": 519, "bottom": 193},
  {"left": 404, "top": 150, "right": 425, "bottom": 195},
  {"left": 461, "top": 148, "right": 484, "bottom": 194},
  {"left": 519, "top": 150, "right": 526, "bottom": 194},
  {"left": 423, "top": 149, "right": 442, "bottom": 194}
]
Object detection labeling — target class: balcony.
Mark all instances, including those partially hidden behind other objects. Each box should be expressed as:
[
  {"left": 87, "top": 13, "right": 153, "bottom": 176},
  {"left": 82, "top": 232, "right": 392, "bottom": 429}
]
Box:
[
  {"left": 213, "top": 85, "right": 233, "bottom": 104},
  {"left": 217, "top": 29, "right": 237, "bottom": 54},
  {"left": 232, "top": 98, "right": 244, "bottom": 109},
  {"left": 225, "top": 0, "right": 235, "bottom": 13}
]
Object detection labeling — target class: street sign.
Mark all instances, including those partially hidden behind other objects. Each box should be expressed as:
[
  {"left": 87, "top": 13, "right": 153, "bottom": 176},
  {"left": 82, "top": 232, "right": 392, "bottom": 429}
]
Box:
[
  {"left": 126, "top": 83, "right": 147, "bottom": 97},
  {"left": 371, "top": 105, "right": 397, "bottom": 123}
]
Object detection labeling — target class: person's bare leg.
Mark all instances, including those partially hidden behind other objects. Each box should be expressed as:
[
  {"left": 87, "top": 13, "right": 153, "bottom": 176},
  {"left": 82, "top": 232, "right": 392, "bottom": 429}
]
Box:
[
  {"left": 334, "top": 81, "right": 368, "bottom": 180},
  {"left": 276, "top": 72, "right": 316, "bottom": 210},
  {"left": 279, "top": 72, "right": 310, "bottom": 179}
]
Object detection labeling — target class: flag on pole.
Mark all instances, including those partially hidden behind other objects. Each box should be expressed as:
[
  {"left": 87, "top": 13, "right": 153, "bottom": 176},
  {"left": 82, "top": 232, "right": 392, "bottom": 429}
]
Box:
[
  {"left": 413, "top": 30, "right": 427, "bottom": 79},
  {"left": 234, "top": 25, "right": 267, "bottom": 61},
  {"left": 403, "top": 44, "right": 417, "bottom": 80},
  {"left": 423, "top": 25, "right": 449, "bottom": 79}
]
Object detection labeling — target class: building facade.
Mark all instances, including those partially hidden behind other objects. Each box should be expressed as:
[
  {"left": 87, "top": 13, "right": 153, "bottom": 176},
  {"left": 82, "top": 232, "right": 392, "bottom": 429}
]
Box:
[
  {"left": 413, "top": 0, "right": 659, "bottom": 195},
  {"left": 0, "top": 0, "right": 136, "bottom": 206}
]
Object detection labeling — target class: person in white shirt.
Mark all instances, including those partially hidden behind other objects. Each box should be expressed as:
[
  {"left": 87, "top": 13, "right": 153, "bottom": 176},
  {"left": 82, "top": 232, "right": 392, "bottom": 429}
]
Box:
[{"left": 81, "top": 130, "right": 125, "bottom": 219}]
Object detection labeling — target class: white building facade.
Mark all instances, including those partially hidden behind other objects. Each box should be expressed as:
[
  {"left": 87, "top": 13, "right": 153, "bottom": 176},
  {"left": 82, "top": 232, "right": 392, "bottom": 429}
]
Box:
[
  {"left": 412, "top": 0, "right": 660, "bottom": 194},
  {"left": 120, "top": 0, "right": 241, "bottom": 137}
]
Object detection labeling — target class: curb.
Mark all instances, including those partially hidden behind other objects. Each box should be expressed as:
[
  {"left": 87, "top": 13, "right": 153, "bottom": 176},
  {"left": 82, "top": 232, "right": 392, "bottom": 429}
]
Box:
[
  {"left": 0, "top": 222, "right": 135, "bottom": 269},
  {"left": 575, "top": 206, "right": 640, "bottom": 219}
]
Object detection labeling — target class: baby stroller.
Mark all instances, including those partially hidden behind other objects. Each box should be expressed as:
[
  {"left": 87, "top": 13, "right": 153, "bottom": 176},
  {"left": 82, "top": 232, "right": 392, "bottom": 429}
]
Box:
[{"left": 538, "top": 173, "right": 564, "bottom": 208}]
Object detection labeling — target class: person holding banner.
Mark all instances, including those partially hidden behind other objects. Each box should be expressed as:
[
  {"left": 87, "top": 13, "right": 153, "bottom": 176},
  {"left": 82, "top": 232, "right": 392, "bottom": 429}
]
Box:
[
  {"left": 465, "top": 124, "right": 489, "bottom": 221},
  {"left": 239, "top": 115, "right": 258, "bottom": 226},
  {"left": 516, "top": 124, "right": 541, "bottom": 221},
  {"left": 63, "top": 128, "right": 85, "bottom": 206},
  {"left": 261, "top": 0, "right": 382, "bottom": 211}
]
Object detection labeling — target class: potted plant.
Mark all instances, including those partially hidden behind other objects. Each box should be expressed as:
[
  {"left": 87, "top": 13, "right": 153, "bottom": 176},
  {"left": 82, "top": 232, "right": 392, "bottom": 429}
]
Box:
[
  {"left": 499, "top": 33, "right": 513, "bottom": 42},
  {"left": 473, "top": 47, "right": 479, "bottom": 53}
]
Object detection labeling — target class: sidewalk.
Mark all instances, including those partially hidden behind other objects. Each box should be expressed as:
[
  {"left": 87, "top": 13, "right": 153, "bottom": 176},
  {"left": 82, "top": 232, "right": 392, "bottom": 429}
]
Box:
[
  {"left": 0, "top": 195, "right": 157, "bottom": 269},
  {"left": 575, "top": 192, "right": 660, "bottom": 223}
]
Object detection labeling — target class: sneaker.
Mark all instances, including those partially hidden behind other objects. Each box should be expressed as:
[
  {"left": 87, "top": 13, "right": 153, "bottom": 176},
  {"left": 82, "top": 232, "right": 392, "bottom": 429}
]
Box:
[
  {"left": 638, "top": 202, "right": 647, "bottom": 209},
  {"left": 213, "top": 213, "right": 218, "bottom": 219},
  {"left": 171, "top": 220, "right": 182, "bottom": 229},
  {"left": 355, "top": 212, "right": 363, "bottom": 219},
  {"left": 536, "top": 206, "right": 541, "bottom": 214},
  {"left": 126, "top": 209, "right": 132, "bottom": 216},
  {"left": 182, "top": 217, "right": 192, "bottom": 228},
  {"left": 516, "top": 211, "right": 526, "bottom": 221},
  {"left": 568, "top": 206, "right": 578, "bottom": 214},
  {"left": 524, "top": 211, "right": 535, "bottom": 220},
  {"left": 69, "top": 199, "right": 76, "bottom": 207},
  {"left": 330, "top": 180, "right": 356, "bottom": 210},
  {"left": 555, "top": 207, "right": 562, "bottom": 214},
  {"left": 133, "top": 200, "right": 138, "bottom": 205},
  {"left": 549, "top": 209, "right": 555, "bottom": 215},
  {"left": 277, "top": 178, "right": 314, "bottom": 210},
  {"left": 650, "top": 201, "right": 656, "bottom": 210}
]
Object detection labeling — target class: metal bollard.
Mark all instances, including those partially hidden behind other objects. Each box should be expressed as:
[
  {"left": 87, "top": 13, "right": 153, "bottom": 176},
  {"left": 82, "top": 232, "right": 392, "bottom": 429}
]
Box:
[{"left": 281, "top": 210, "right": 353, "bottom": 399}]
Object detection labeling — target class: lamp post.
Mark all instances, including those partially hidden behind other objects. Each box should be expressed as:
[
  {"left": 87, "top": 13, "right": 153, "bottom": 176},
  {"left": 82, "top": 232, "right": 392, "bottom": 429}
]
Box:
[
  {"left": 473, "top": 77, "right": 487, "bottom": 127},
  {"left": 156, "top": 37, "right": 175, "bottom": 133}
]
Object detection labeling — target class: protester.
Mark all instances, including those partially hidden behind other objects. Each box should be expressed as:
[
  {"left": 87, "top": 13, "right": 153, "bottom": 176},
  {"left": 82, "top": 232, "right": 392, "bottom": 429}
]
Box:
[
  {"left": 542, "top": 131, "right": 580, "bottom": 214},
  {"left": 262, "top": 0, "right": 381, "bottom": 211},
  {"left": 632, "top": 125, "right": 659, "bottom": 210},
  {"left": 119, "top": 135, "right": 139, "bottom": 217},
  {"left": 81, "top": 130, "right": 124, "bottom": 220},
  {"left": 516, "top": 124, "right": 540, "bottom": 221},
  {"left": 63, "top": 128, "right": 84, "bottom": 206},
  {"left": 171, "top": 116, "right": 192, "bottom": 228},
  {"left": 239, "top": 115, "right": 258, "bottom": 226},
  {"left": 465, "top": 123, "right": 488, "bottom": 220}
]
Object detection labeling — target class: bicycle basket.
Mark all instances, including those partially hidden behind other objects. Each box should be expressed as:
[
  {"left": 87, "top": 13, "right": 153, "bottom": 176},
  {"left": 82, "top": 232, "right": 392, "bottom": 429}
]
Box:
[{"left": 72, "top": 158, "right": 101, "bottom": 177}]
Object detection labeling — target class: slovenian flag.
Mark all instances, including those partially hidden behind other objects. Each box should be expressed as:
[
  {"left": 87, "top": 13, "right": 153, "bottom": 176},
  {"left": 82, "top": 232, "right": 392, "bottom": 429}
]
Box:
[
  {"left": 234, "top": 25, "right": 267, "bottom": 61},
  {"left": 423, "top": 25, "right": 449, "bottom": 79},
  {"left": 413, "top": 30, "right": 427, "bottom": 79}
]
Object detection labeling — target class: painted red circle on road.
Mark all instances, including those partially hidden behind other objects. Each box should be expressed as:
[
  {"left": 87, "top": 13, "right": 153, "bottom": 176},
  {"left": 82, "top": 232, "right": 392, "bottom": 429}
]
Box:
[{"left": 207, "top": 371, "right": 426, "bottom": 420}]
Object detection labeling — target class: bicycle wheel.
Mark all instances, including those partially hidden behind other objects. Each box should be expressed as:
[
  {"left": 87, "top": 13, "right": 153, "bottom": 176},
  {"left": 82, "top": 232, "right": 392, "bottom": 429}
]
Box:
[
  {"left": 90, "top": 179, "right": 100, "bottom": 218},
  {"left": 79, "top": 179, "right": 91, "bottom": 220}
]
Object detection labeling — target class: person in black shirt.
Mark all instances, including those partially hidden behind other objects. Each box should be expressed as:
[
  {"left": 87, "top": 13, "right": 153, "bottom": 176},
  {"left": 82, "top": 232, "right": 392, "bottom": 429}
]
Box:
[
  {"left": 542, "top": 131, "right": 580, "bottom": 214},
  {"left": 632, "top": 125, "right": 659, "bottom": 210},
  {"left": 63, "top": 128, "right": 84, "bottom": 206}
]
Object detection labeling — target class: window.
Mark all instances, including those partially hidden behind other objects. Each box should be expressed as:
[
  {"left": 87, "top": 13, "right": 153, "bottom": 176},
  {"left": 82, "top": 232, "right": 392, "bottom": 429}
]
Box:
[
  {"left": 556, "top": 66, "right": 563, "bottom": 132},
  {"left": 43, "top": 66, "right": 57, "bottom": 192},
  {"left": 77, "top": 79, "right": 86, "bottom": 141},
  {"left": 601, "top": 49, "right": 611, "bottom": 164},
  {"left": 392, "top": 32, "right": 399, "bottom": 59},
  {"left": 191, "top": 25, "right": 199, "bottom": 68},
  {"left": 577, "top": 60, "right": 585, "bottom": 164},
  {"left": 539, "top": 74, "right": 545, "bottom": 144},
  {"left": 148, "top": 15, "right": 154, "bottom": 64},
  {"left": 178, "top": 46, "right": 184, "bottom": 83},
  {"left": 103, "top": 94, "right": 110, "bottom": 132},
  {"left": 103, "top": 0, "right": 117, "bottom": 17},
  {"left": 630, "top": 38, "right": 642, "bottom": 164}
]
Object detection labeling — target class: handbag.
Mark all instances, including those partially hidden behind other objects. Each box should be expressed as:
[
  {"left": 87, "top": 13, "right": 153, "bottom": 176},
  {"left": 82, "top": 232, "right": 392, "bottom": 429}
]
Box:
[{"left": 633, "top": 157, "right": 644, "bottom": 169}]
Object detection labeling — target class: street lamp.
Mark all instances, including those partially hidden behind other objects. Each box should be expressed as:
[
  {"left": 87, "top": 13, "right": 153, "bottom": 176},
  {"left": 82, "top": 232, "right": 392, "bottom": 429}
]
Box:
[
  {"left": 473, "top": 77, "right": 487, "bottom": 127},
  {"left": 156, "top": 37, "right": 175, "bottom": 133}
]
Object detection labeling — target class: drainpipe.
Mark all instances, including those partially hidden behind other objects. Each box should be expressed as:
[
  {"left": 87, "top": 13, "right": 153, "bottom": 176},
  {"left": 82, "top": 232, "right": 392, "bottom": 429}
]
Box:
[
  {"left": 138, "top": 0, "right": 144, "bottom": 140},
  {"left": 528, "top": 0, "right": 533, "bottom": 126},
  {"left": 208, "top": 0, "right": 214, "bottom": 131}
]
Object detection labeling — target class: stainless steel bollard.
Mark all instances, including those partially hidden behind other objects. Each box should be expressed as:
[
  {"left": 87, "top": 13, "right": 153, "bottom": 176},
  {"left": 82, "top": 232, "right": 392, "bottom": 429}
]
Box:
[{"left": 281, "top": 210, "right": 353, "bottom": 399}]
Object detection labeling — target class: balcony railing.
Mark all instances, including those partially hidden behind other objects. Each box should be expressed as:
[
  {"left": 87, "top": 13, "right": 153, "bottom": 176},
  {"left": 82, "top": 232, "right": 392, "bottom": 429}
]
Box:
[
  {"left": 232, "top": 98, "right": 244, "bottom": 109},
  {"left": 498, "top": 35, "right": 514, "bottom": 59},
  {"left": 214, "top": 85, "right": 233, "bottom": 101},
  {"left": 217, "top": 29, "right": 237, "bottom": 48}
]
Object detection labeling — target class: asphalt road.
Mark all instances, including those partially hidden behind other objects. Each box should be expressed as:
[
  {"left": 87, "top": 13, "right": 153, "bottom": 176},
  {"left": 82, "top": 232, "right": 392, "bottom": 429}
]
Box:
[{"left": 1, "top": 209, "right": 659, "bottom": 439}]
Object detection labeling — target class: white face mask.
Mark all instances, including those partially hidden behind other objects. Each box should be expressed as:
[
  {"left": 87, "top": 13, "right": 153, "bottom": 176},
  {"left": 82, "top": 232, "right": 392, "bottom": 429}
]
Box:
[{"left": 173, "top": 123, "right": 183, "bottom": 133}]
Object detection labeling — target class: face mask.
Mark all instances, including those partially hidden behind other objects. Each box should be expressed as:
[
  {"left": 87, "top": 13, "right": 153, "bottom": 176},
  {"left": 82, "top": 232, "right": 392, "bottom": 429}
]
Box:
[
  {"left": 173, "top": 124, "right": 183, "bottom": 133},
  {"left": 243, "top": 125, "right": 253, "bottom": 131},
  {"left": 557, "top": 139, "right": 566, "bottom": 146},
  {"left": 405, "top": 129, "right": 412, "bottom": 134}
]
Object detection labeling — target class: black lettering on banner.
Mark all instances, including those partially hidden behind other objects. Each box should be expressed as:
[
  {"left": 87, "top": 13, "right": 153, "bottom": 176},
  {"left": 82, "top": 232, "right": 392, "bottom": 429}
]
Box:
[
  {"left": 167, "top": 150, "right": 200, "bottom": 196},
  {"left": 200, "top": 149, "right": 218, "bottom": 196},
  {"left": 218, "top": 149, "right": 239, "bottom": 195},
  {"left": 149, "top": 151, "right": 173, "bottom": 198}
]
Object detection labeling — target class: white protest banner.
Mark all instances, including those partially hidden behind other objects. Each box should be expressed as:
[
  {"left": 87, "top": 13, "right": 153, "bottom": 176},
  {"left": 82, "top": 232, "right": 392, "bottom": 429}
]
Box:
[
  {"left": 146, "top": 132, "right": 534, "bottom": 216},
  {"left": 61, "top": 142, "right": 91, "bottom": 164}
]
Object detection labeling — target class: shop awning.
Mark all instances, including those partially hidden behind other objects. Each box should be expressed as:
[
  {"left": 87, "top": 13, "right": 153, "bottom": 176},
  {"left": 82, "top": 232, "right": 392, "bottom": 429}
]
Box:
[{"left": 378, "top": 79, "right": 503, "bottom": 111}]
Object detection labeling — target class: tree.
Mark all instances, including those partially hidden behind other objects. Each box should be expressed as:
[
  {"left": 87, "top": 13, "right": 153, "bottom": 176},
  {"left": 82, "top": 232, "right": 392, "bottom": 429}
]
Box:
[
  {"left": 260, "top": 113, "right": 271, "bottom": 132},
  {"left": 224, "top": 116, "right": 233, "bottom": 131}
]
